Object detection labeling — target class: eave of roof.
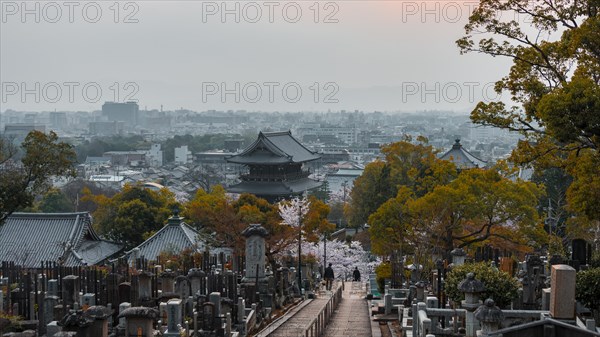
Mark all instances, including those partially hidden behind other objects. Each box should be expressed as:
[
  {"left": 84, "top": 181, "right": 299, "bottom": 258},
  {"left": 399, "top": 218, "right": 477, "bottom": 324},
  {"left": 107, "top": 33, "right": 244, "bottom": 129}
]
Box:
[{"left": 227, "top": 178, "right": 323, "bottom": 195}]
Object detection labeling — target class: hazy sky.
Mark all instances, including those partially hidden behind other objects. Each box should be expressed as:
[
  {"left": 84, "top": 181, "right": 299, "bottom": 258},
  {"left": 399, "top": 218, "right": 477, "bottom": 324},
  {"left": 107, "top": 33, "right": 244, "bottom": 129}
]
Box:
[{"left": 1, "top": 1, "right": 515, "bottom": 112}]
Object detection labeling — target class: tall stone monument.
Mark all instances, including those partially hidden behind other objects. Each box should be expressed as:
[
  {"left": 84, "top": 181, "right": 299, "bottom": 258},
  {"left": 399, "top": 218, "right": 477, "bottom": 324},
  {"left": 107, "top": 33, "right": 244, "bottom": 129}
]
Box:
[{"left": 242, "top": 224, "right": 268, "bottom": 281}]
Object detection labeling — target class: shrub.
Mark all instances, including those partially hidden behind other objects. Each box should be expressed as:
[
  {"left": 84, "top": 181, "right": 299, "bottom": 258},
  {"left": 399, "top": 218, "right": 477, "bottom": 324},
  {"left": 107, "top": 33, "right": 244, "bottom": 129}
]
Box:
[
  {"left": 375, "top": 261, "right": 391, "bottom": 293},
  {"left": 576, "top": 267, "right": 600, "bottom": 313},
  {"left": 445, "top": 262, "right": 519, "bottom": 308}
]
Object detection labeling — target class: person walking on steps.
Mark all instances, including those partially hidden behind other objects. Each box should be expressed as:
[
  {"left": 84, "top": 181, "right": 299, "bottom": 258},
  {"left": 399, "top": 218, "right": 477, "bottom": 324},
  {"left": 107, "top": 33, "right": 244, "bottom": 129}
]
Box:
[
  {"left": 324, "top": 263, "right": 335, "bottom": 290},
  {"left": 353, "top": 266, "right": 361, "bottom": 282}
]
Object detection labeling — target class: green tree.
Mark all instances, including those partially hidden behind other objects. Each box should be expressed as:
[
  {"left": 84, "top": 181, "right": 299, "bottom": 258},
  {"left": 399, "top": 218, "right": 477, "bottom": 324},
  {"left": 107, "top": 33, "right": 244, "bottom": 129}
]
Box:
[
  {"left": 37, "top": 188, "right": 74, "bottom": 213},
  {"left": 0, "top": 131, "right": 76, "bottom": 224},
  {"left": 445, "top": 262, "right": 519, "bottom": 308},
  {"left": 409, "top": 167, "right": 545, "bottom": 258},
  {"left": 88, "top": 183, "right": 178, "bottom": 249},
  {"left": 368, "top": 187, "right": 414, "bottom": 256},
  {"left": 457, "top": 0, "right": 600, "bottom": 240},
  {"left": 346, "top": 141, "right": 457, "bottom": 228},
  {"left": 576, "top": 267, "right": 600, "bottom": 321}
]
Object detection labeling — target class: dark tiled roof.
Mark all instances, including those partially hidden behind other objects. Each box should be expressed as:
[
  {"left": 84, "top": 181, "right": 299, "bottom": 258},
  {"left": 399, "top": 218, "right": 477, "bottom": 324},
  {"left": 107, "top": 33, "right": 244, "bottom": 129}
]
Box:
[
  {"left": 228, "top": 178, "right": 323, "bottom": 195},
  {"left": 440, "top": 139, "right": 487, "bottom": 169},
  {"left": 123, "top": 216, "right": 208, "bottom": 262},
  {"left": 0, "top": 212, "right": 123, "bottom": 267},
  {"left": 227, "top": 131, "right": 320, "bottom": 164}
]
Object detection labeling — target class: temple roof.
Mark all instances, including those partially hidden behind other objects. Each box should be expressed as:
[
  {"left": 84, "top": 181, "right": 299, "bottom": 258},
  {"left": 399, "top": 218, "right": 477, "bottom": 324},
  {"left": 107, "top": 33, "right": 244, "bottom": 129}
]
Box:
[
  {"left": 122, "top": 215, "right": 230, "bottom": 262},
  {"left": 440, "top": 139, "right": 487, "bottom": 169},
  {"left": 227, "top": 131, "right": 320, "bottom": 165},
  {"left": 227, "top": 177, "right": 322, "bottom": 196},
  {"left": 0, "top": 212, "right": 123, "bottom": 267}
]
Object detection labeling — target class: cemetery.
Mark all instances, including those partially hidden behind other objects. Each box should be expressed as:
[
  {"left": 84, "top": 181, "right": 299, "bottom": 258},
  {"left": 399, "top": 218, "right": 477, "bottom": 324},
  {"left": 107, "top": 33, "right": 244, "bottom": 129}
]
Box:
[{"left": 0, "top": 212, "right": 599, "bottom": 337}]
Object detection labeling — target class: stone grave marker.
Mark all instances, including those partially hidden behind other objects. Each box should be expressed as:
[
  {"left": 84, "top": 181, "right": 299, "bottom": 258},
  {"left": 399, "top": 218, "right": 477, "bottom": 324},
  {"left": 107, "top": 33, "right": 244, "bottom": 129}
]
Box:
[
  {"left": 572, "top": 239, "right": 587, "bottom": 269},
  {"left": 82, "top": 293, "right": 95, "bottom": 310},
  {"left": 43, "top": 296, "right": 59, "bottom": 325},
  {"left": 242, "top": 224, "right": 268, "bottom": 281},
  {"left": 175, "top": 275, "right": 191, "bottom": 300},
  {"left": 202, "top": 302, "right": 215, "bottom": 331},
  {"left": 62, "top": 275, "right": 80, "bottom": 307},
  {"left": 165, "top": 298, "right": 182, "bottom": 336},
  {"left": 118, "top": 282, "right": 132, "bottom": 304},
  {"left": 188, "top": 268, "right": 206, "bottom": 296},
  {"left": 210, "top": 292, "right": 221, "bottom": 317},
  {"left": 118, "top": 302, "right": 131, "bottom": 329},
  {"left": 550, "top": 264, "right": 576, "bottom": 319},
  {"left": 47, "top": 279, "right": 58, "bottom": 297}
]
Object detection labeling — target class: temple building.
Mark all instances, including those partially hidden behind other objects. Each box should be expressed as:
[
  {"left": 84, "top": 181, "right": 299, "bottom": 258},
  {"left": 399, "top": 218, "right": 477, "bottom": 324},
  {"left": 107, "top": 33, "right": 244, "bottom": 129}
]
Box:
[
  {"left": 122, "top": 211, "right": 231, "bottom": 263},
  {"left": 0, "top": 212, "right": 123, "bottom": 267},
  {"left": 440, "top": 139, "right": 487, "bottom": 169},
  {"left": 226, "top": 130, "right": 323, "bottom": 202}
]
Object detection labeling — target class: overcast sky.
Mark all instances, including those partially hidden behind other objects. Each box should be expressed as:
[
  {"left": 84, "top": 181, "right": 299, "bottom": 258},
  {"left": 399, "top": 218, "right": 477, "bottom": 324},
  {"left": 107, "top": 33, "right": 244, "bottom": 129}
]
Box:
[{"left": 1, "top": 1, "right": 515, "bottom": 112}]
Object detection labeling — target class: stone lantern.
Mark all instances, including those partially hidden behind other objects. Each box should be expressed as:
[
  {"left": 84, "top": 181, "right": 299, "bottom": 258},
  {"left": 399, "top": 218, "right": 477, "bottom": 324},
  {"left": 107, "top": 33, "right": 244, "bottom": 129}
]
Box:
[
  {"left": 415, "top": 281, "right": 426, "bottom": 302},
  {"left": 451, "top": 248, "right": 467, "bottom": 266},
  {"left": 459, "top": 273, "right": 486, "bottom": 337},
  {"left": 118, "top": 306, "right": 160, "bottom": 337},
  {"left": 474, "top": 299, "right": 504, "bottom": 336}
]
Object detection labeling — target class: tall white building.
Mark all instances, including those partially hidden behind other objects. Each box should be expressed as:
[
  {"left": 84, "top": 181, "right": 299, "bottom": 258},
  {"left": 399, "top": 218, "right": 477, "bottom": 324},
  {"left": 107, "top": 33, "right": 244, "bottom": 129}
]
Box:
[
  {"left": 146, "top": 144, "right": 163, "bottom": 167},
  {"left": 174, "top": 145, "right": 192, "bottom": 164}
]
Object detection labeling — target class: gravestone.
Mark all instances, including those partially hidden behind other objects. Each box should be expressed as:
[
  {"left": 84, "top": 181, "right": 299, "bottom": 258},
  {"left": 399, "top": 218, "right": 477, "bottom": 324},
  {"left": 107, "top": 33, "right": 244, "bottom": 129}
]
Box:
[
  {"left": 137, "top": 271, "right": 153, "bottom": 302},
  {"left": 119, "top": 307, "right": 159, "bottom": 337},
  {"left": 242, "top": 224, "right": 268, "bottom": 281},
  {"left": 210, "top": 292, "right": 222, "bottom": 317},
  {"left": 165, "top": 298, "right": 182, "bottom": 336},
  {"left": 523, "top": 255, "right": 544, "bottom": 308},
  {"left": 83, "top": 305, "right": 111, "bottom": 337},
  {"left": 202, "top": 302, "right": 216, "bottom": 331},
  {"left": 82, "top": 293, "right": 95, "bottom": 310},
  {"left": 159, "top": 302, "right": 168, "bottom": 326},
  {"left": 175, "top": 275, "right": 191, "bottom": 300},
  {"left": 188, "top": 268, "right": 206, "bottom": 296},
  {"left": 62, "top": 276, "right": 80, "bottom": 308},
  {"left": 118, "top": 302, "right": 131, "bottom": 329},
  {"left": 572, "top": 239, "right": 587, "bottom": 268},
  {"left": 161, "top": 270, "right": 176, "bottom": 294},
  {"left": 119, "top": 282, "right": 132, "bottom": 304},
  {"left": 44, "top": 296, "right": 59, "bottom": 325},
  {"left": 237, "top": 297, "right": 245, "bottom": 324},
  {"left": 47, "top": 279, "right": 59, "bottom": 297},
  {"left": 549, "top": 264, "right": 576, "bottom": 319}
]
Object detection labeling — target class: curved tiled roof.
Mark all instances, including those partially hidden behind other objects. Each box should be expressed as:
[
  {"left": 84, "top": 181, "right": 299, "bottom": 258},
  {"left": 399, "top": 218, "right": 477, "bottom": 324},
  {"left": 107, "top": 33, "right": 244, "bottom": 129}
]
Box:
[
  {"left": 0, "top": 212, "right": 122, "bottom": 267},
  {"left": 440, "top": 139, "right": 487, "bottom": 169},
  {"left": 123, "top": 216, "right": 206, "bottom": 262},
  {"left": 227, "top": 131, "right": 321, "bottom": 164}
]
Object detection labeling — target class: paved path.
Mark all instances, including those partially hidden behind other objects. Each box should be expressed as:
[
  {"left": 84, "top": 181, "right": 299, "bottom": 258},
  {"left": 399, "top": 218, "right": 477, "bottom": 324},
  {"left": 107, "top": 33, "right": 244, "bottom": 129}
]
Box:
[
  {"left": 323, "top": 281, "right": 372, "bottom": 337},
  {"left": 260, "top": 298, "right": 329, "bottom": 337},
  {"left": 257, "top": 281, "right": 373, "bottom": 337}
]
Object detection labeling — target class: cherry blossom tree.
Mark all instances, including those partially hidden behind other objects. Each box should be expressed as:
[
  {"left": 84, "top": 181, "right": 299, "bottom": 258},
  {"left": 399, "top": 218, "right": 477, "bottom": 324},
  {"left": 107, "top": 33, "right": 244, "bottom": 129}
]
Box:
[
  {"left": 278, "top": 196, "right": 310, "bottom": 229},
  {"left": 286, "top": 239, "right": 378, "bottom": 281}
]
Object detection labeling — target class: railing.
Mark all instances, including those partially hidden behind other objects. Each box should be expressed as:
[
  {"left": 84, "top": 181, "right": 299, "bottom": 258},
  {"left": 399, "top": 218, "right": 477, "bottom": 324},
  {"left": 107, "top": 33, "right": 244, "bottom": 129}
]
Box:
[{"left": 304, "top": 283, "right": 343, "bottom": 337}]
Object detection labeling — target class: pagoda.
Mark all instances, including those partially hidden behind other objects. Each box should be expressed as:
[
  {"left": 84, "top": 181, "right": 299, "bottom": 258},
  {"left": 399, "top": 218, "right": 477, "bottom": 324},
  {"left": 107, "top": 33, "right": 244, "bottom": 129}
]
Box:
[{"left": 226, "top": 130, "right": 322, "bottom": 202}]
